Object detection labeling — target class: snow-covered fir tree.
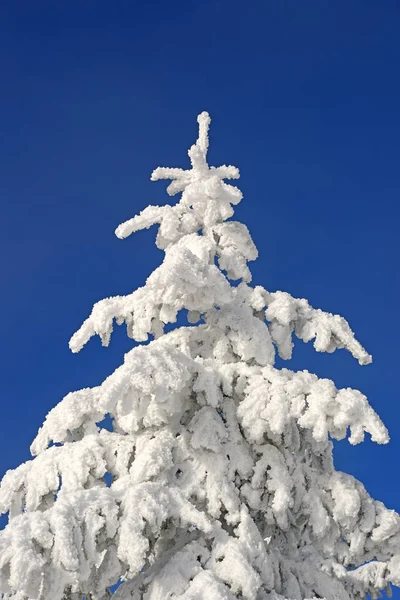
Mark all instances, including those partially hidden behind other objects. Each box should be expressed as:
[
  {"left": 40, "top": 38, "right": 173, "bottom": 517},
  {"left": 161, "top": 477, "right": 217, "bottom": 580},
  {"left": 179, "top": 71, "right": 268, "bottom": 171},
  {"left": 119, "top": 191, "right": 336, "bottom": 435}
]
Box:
[{"left": 0, "top": 112, "right": 399, "bottom": 600}]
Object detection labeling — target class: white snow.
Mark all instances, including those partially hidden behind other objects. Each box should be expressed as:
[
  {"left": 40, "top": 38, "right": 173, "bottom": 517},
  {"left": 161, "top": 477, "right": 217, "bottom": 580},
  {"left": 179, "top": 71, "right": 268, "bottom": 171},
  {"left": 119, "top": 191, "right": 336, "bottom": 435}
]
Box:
[{"left": 0, "top": 112, "right": 397, "bottom": 600}]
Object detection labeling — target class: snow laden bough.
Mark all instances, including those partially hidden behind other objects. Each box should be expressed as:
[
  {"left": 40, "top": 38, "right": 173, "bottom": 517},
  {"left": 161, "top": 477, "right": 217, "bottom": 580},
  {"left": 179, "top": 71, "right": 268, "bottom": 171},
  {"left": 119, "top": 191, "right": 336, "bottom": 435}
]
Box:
[{"left": 0, "top": 112, "right": 398, "bottom": 600}]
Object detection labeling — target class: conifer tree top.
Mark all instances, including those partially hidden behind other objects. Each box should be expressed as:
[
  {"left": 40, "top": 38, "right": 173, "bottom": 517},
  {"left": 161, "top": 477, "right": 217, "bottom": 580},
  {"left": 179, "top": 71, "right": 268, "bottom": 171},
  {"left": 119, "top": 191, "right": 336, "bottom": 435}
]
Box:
[
  {"left": 69, "top": 112, "right": 372, "bottom": 369},
  {"left": 0, "top": 111, "right": 397, "bottom": 600},
  {"left": 114, "top": 111, "right": 243, "bottom": 244}
]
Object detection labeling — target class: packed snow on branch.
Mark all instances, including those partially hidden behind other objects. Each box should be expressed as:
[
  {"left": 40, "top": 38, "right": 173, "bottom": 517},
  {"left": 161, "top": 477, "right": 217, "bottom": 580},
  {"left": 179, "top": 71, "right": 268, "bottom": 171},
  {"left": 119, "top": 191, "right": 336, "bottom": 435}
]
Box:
[{"left": 0, "top": 112, "right": 397, "bottom": 600}]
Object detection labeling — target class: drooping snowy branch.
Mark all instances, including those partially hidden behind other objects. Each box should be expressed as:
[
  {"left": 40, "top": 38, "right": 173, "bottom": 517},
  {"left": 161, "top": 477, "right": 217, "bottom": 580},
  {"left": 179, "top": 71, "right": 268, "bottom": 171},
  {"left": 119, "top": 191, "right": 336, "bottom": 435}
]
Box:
[
  {"left": 69, "top": 233, "right": 234, "bottom": 352},
  {"left": 264, "top": 290, "right": 372, "bottom": 365},
  {"left": 247, "top": 286, "right": 372, "bottom": 366}
]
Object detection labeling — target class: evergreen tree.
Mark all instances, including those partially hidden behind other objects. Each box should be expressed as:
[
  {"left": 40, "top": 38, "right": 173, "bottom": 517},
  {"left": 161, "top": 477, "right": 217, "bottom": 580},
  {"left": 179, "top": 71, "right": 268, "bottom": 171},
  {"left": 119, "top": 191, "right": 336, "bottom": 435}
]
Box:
[{"left": 0, "top": 112, "right": 399, "bottom": 600}]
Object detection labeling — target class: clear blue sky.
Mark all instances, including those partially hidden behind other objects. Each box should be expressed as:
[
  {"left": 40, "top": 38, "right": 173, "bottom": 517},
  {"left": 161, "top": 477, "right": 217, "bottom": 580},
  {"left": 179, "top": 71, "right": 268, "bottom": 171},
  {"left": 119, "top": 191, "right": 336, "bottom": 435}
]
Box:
[{"left": 0, "top": 0, "right": 399, "bottom": 596}]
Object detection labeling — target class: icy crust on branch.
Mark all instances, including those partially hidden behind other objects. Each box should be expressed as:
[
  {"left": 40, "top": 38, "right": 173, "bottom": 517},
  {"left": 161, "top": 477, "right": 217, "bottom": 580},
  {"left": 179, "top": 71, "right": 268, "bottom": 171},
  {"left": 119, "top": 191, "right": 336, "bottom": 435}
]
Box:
[{"left": 0, "top": 329, "right": 392, "bottom": 599}]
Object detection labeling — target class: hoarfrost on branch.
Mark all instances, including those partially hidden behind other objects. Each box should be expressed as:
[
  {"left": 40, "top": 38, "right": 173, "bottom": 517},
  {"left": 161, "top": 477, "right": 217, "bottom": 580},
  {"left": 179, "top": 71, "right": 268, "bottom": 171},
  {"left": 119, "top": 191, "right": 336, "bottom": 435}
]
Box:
[{"left": 0, "top": 112, "right": 396, "bottom": 600}]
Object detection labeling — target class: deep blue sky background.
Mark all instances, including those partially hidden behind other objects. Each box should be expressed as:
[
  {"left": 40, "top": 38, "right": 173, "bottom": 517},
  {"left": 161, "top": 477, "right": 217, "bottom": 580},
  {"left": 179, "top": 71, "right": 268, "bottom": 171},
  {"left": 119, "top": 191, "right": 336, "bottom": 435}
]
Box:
[{"left": 0, "top": 0, "right": 399, "bottom": 596}]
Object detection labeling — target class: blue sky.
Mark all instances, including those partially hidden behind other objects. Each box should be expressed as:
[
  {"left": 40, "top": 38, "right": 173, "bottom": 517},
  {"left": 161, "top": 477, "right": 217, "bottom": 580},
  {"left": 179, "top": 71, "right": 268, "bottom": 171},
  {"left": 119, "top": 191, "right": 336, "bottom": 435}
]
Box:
[{"left": 0, "top": 0, "right": 399, "bottom": 596}]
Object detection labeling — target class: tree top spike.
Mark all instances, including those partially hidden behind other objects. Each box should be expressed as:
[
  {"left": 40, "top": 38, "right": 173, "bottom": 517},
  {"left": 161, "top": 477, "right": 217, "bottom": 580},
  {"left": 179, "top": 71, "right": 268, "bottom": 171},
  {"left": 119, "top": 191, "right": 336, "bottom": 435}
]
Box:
[
  {"left": 196, "top": 111, "right": 211, "bottom": 156},
  {"left": 147, "top": 112, "right": 240, "bottom": 198}
]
